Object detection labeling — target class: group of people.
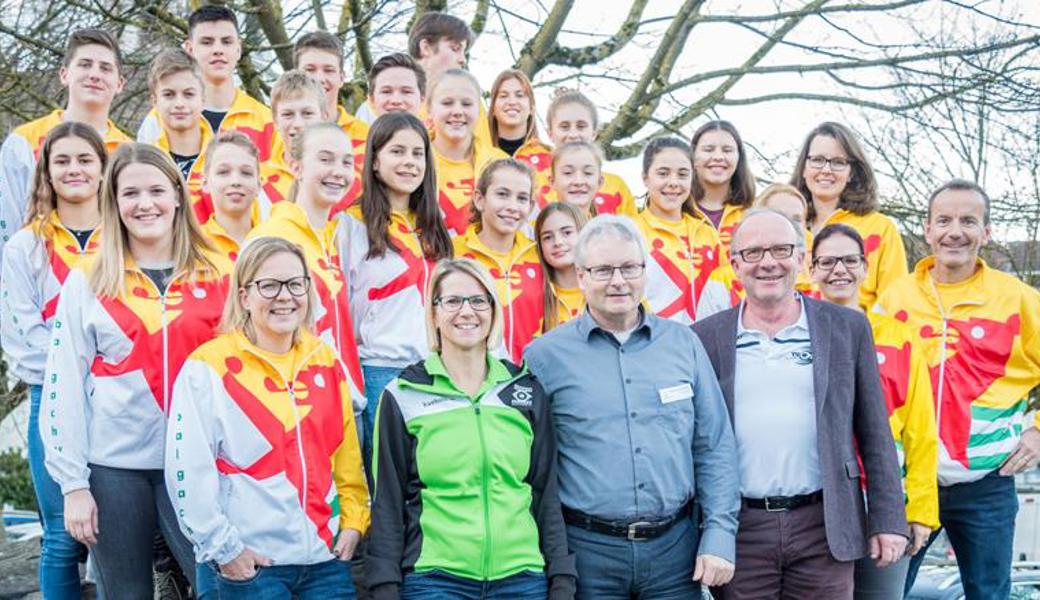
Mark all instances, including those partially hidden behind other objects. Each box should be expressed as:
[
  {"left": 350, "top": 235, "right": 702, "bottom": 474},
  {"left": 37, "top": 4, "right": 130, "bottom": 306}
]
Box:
[{"left": 0, "top": 6, "right": 1038, "bottom": 600}]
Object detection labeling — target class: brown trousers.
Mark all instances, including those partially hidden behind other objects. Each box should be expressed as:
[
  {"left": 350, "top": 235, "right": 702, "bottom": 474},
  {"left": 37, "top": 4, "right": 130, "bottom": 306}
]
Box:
[{"left": 713, "top": 502, "right": 854, "bottom": 600}]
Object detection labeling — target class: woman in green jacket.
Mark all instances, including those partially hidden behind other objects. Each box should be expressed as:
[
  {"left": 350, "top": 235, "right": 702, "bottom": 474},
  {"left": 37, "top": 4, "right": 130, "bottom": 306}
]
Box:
[{"left": 366, "top": 258, "right": 576, "bottom": 600}]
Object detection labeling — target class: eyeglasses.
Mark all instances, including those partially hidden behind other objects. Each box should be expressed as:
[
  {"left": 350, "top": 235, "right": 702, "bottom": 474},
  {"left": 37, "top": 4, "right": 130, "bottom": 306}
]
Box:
[
  {"left": 433, "top": 294, "right": 493, "bottom": 312},
  {"left": 812, "top": 254, "right": 865, "bottom": 271},
  {"left": 806, "top": 155, "right": 852, "bottom": 172},
  {"left": 735, "top": 244, "right": 796, "bottom": 263},
  {"left": 583, "top": 263, "right": 645, "bottom": 281},
  {"left": 248, "top": 276, "right": 311, "bottom": 299}
]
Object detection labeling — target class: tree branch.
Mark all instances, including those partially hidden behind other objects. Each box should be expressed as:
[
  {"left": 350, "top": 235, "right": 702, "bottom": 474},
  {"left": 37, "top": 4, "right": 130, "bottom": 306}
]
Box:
[
  {"left": 538, "top": 0, "right": 649, "bottom": 72},
  {"left": 244, "top": 0, "right": 295, "bottom": 70},
  {"left": 515, "top": 0, "right": 575, "bottom": 77}
]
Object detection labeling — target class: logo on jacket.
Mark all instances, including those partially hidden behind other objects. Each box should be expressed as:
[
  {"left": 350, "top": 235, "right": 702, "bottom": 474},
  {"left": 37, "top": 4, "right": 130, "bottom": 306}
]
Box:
[
  {"left": 508, "top": 384, "right": 533, "bottom": 408},
  {"left": 789, "top": 349, "right": 813, "bottom": 365}
]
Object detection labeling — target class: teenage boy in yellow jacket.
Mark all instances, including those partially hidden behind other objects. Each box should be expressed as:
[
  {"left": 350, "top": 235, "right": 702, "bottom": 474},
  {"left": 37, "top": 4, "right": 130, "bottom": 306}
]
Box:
[{"left": 877, "top": 180, "right": 1040, "bottom": 600}]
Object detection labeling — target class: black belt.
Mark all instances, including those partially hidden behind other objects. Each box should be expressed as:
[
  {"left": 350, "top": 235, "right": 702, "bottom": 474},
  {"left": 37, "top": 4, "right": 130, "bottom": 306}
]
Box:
[
  {"left": 742, "top": 490, "right": 823, "bottom": 512},
  {"left": 562, "top": 501, "right": 693, "bottom": 541}
]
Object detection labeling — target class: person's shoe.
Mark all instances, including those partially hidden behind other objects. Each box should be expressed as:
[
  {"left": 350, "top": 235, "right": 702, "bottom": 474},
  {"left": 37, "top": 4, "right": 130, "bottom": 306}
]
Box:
[{"left": 154, "top": 567, "right": 189, "bottom": 600}]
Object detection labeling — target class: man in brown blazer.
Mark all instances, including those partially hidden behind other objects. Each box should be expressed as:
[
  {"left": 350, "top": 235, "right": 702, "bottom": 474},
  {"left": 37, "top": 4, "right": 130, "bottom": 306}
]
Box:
[{"left": 692, "top": 209, "right": 908, "bottom": 599}]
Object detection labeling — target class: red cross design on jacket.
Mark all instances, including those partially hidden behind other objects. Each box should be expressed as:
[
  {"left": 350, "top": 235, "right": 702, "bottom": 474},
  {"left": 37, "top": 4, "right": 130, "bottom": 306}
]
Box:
[
  {"left": 40, "top": 237, "right": 96, "bottom": 320},
  {"left": 911, "top": 313, "right": 1021, "bottom": 468},
  {"left": 92, "top": 279, "right": 225, "bottom": 412},
  {"left": 216, "top": 357, "right": 346, "bottom": 548},
  {"left": 312, "top": 258, "right": 365, "bottom": 395},
  {"left": 367, "top": 227, "right": 434, "bottom": 303},
  {"left": 440, "top": 179, "right": 475, "bottom": 236},
  {"left": 594, "top": 191, "right": 623, "bottom": 215},
  {"left": 876, "top": 341, "right": 912, "bottom": 415}
]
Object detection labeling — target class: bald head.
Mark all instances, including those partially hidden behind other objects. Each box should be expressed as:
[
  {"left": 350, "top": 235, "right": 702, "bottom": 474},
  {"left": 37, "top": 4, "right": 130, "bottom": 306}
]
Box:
[{"left": 731, "top": 208, "right": 804, "bottom": 254}]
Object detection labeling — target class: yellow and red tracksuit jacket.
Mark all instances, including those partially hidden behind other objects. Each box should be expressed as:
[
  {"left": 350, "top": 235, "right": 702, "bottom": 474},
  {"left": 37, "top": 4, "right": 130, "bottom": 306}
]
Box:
[
  {"left": 41, "top": 259, "right": 227, "bottom": 493},
  {"left": 166, "top": 330, "right": 369, "bottom": 566},
  {"left": 875, "top": 257, "right": 1040, "bottom": 486},
  {"left": 866, "top": 311, "right": 940, "bottom": 528},
  {"left": 818, "top": 209, "right": 907, "bottom": 309},
  {"left": 138, "top": 88, "right": 275, "bottom": 161},
  {"left": 548, "top": 285, "right": 584, "bottom": 330},
  {"left": 433, "top": 140, "right": 509, "bottom": 237},
  {"left": 246, "top": 202, "right": 365, "bottom": 410},
  {"left": 342, "top": 205, "right": 436, "bottom": 368},
  {"left": 149, "top": 117, "right": 216, "bottom": 224},
  {"left": 453, "top": 226, "right": 545, "bottom": 363},
  {"left": 512, "top": 138, "right": 554, "bottom": 209},
  {"left": 1, "top": 213, "right": 101, "bottom": 384},
  {"left": 634, "top": 210, "right": 722, "bottom": 325},
  {"left": 539, "top": 171, "right": 639, "bottom": 218},
  {"left": 0, "top": 110, "right": 129, "bottom": 258},
  {"left": 692, "top": 203, "right": 745, "bottom": 264},
  {"left": 199, "top": 198, "right": 272, "bottom": 275},
  {"left": 263, "top": 106, "right": 369, "bottom": 216}
]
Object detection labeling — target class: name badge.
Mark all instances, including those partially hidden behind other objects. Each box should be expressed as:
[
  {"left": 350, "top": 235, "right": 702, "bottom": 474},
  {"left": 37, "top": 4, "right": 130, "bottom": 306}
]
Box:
[{"left": 659, "top": 383, "right": 693, "bottom": 404}]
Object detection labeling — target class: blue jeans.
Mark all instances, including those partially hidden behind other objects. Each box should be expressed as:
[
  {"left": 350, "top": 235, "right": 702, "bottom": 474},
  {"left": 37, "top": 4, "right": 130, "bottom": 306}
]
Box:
[
  {"left": 401, "top": 570, "right": 547, "bottom": 599},
  {"left": 565, "top": 514, "right": 700, "bottom": 599},
  {"left": 360, "top": 364, "right": 403, "bottom": 474},
  {"left": 203, "top": 558, "right": 356, "bottom": 599},
  {"left": 27, "top": 383, "right": 87, "bottom": 599},
  {"left": 905, "top": 470, "right": 1017, "bottom": 600}
]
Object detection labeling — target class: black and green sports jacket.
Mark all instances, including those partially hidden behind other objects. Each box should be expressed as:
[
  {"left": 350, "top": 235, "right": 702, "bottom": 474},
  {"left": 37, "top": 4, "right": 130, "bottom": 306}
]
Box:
[{"left": 366, "top": 353, "right": 577, "bottom": 599}]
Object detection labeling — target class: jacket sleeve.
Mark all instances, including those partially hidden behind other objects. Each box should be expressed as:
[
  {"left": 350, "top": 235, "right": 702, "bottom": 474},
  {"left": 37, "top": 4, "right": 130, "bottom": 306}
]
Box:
[
  {"left": 852, "top": 314, "right": 909, "bottom": 537},
  {"left": 689, "top": 332, "right": 740, "bottom": 563},
  {"left": 899, "top": 343, "right": 940, "bottom": 529},
  {"left": 0, "top": 133, "right": 34, "bottom": 261},
  {"left": 524, "top": 374, "right": 577, "bottom": 600},
  {"left": 40, "top": 270, "right": 96, "bottom": 494},
  {"left": 165, "top": 358, "right": 245, "bottom": 565},
  {"left": 332, "top": 365, "right": 371, "bottom": 536},
  {"left": 1, "top": 237, "right": 49, "bottom": 383},
  {"left": 366, "top": 386, "right": 411, "bottom": 599},
  {"left": 136, "top": 111, "right": 161, "bottom": 144},
  {"left": 864, "top": 218, "right": 908, "bottom": 310},
  {"left": 614, "top": 176, "right": 638, "bottom": 217}
]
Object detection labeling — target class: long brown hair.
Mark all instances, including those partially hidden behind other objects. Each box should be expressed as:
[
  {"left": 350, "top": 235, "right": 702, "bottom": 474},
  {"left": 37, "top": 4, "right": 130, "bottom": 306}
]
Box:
[
  {"left": 535, "top": 202, "right": 587, "bottom": 332},
  {"left": 488, "top": 69, "right": 540, "bottom": 148},
  {"left": 790, "top": 121, "right": 878, "bottom": 220},
  {"left": 361, "top": 112, "right": 452, "bottom": 260},
  {"left": 690, "top": 120, "right": 756, "bottom": 209},
  {"left": 26, "top": 121, "right": 107, "bottom": 235},
  {"left": 90, "top": 143, "right": 215, "bottom": 297}
]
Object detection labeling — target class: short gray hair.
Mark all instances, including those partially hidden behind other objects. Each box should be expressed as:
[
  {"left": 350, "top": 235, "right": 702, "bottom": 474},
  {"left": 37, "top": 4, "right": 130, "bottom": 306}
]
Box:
[
  {"left": 731, "top": 207, "right": 806, "bottom": 252},
  {"left": 573, "top": 214, "right": 648, "bottom": 269}
]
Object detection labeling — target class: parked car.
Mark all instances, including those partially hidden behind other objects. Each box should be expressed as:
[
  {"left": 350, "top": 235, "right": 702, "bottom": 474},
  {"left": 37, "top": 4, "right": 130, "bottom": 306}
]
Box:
[{"left": 907, "top": 563, "right": 1040, "bottom": 599}]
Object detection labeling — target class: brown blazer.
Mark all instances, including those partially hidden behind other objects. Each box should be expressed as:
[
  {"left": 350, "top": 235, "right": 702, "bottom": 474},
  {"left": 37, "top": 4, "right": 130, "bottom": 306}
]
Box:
[{"left": 692, "top": 296, "right": 908, "bottom": 561}]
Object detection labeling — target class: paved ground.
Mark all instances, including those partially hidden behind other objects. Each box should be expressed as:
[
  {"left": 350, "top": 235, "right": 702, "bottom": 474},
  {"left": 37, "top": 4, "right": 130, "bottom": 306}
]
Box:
[{"left": 0, "top": 536, "right": 96, "bottom": 600}]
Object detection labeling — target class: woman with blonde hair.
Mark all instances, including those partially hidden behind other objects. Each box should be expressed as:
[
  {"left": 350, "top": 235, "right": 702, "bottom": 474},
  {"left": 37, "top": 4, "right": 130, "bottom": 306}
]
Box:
[
  {"left": 367, "top": 258, "right": 576, "bottom": 599},
  {"left": 167, "top": 236, "right": 369, "bottom": 598},
  {"left": 41, "top": 143, "right": 226, "bottom": 597},
  {"left": 1, "top": 121, "right": 105, "bottom": 598}
]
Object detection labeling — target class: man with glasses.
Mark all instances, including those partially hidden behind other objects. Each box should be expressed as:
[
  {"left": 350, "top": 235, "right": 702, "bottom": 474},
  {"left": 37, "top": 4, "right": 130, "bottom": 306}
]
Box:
[
  {"left": 878, "top": 180, "right": 1040, "bottom": 599},
  {"left": 691, "top": 208, "right": 908, "bottom": 599},
  {"left": 524, "top": 215, "right": 740, "bottom": 599}
]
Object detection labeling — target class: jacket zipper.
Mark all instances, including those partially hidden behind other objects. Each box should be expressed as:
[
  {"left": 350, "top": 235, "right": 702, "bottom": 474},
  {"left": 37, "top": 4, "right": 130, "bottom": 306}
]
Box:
[{"left": 473, "top": 401, "right": 493, "bottom": 579}]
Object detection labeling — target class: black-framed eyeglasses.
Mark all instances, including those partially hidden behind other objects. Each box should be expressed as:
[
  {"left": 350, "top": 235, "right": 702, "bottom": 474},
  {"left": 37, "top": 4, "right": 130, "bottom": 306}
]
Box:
[
  {"left": 812, "top": 254, "right": 866, "bottom": 271},
  {"left": 584, "top": 263, "right": 645, "bottom": 281},
  {"left": 735, "top": 244, "right": 796, "bottom": 263},
  {"left": 247, "top": 276, "right": 311, "bottom": 299},
  {"left": 806, "top": 155, "right": 852, "bottom": 172},
  {"left": 433, "top": 294, "right": 493, "bottom": 312}
]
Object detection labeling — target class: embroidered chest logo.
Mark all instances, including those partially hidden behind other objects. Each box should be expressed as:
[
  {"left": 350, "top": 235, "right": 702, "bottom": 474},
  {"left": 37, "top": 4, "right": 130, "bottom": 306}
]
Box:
[
  {"left": 508, "top": 384, "right": 534, "bottom": 408},
  {"left": 789, "top": 348, "right": 814, "bottom": 366}
]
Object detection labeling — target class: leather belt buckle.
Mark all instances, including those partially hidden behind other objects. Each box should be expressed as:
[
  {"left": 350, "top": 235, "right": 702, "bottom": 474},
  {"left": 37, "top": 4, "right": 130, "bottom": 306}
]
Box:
[
  {"left": 764, "top": 496, "right": 788, "bottom": 512},
  {"left": 627, "top": 521, "right": 652, "bottom": 540}
]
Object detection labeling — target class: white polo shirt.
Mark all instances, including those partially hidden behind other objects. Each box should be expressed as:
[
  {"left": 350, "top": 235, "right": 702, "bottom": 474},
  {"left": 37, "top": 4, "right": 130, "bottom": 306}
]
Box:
[{"left": 733, "top": 297, "right": 821, "bottom": 498}]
